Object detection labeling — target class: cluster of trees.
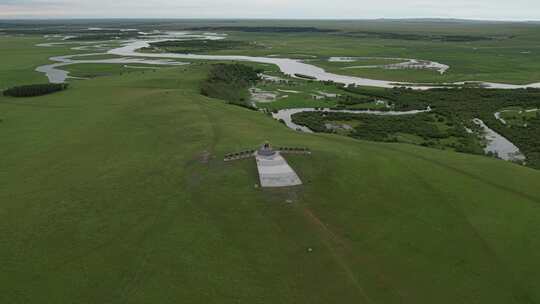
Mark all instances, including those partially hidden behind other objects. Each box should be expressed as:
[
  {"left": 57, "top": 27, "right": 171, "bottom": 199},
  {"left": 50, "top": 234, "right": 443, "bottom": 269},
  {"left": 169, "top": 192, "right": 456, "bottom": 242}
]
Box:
[
  {"left": 292, "top": 111, "right": 480, "bottom": 154},
  {"left": 3, "top": 83, "right": 68, "bottom": 97},
  {"left": 342, "top": 86, "right": 540, "bottom": 119},
  {"left": 66, "top": 32, "right": 139, "bottom": 41},
  {"left": 292, "top": 111, "right": 446, "bottom": 139},
  {"left": 150, "top": 40, "right": 254, "bottom": 54},
  {"left": 342, "top": 86, "right": 430, "bottom": 110},
  {"left": 337, "top": 94, "right": 376, "bottom": 105},
  {"left": 334, "top": 94, "right": 392, "bottom": 110},
  {"left": 200, "top": 64, "right": 261, "bottom": 110}
]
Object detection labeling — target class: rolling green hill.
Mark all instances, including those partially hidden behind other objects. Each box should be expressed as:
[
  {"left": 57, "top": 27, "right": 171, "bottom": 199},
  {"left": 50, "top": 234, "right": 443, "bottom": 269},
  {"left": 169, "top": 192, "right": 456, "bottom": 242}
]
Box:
[{"left": 1, "top": 62, "right": 540, "bottom": 303}]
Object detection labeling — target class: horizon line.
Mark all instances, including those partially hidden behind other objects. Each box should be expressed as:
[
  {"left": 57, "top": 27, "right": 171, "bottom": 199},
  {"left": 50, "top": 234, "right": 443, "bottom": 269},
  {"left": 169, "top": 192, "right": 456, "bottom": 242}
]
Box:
[{"left": 1, "top": 17, "right": 540, "bottom": 23}]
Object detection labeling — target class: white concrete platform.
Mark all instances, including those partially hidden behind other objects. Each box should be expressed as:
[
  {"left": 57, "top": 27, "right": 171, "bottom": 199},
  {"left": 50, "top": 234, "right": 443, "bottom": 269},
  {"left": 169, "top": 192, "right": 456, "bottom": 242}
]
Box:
[{"left": 256, "top": 152, "right": 302, "bottom": 188}]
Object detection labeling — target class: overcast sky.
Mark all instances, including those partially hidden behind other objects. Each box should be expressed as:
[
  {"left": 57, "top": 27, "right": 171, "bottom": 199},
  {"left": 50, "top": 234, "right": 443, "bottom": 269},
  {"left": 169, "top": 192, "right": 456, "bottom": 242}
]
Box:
[{"left": 0, "top": 0, "right": 539, "bottom": 20}]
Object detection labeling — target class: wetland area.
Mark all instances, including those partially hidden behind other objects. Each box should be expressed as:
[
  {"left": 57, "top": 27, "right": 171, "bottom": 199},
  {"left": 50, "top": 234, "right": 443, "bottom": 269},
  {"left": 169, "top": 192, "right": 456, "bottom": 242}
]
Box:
[{"left": 31, "top": 29, "right": 539, "bottom": 165}]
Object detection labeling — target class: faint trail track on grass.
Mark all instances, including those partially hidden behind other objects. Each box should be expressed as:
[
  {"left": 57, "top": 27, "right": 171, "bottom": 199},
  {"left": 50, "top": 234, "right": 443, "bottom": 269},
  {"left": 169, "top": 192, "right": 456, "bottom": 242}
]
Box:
[
  {"left": 116, "top": 197, "right": 185, "bottom": 303},
  {"left": 301, "top": 207, "right": 378, "bottom": 304},
  {"left": 382, "top": 145, "right": 540, "bottom": 205},
  {"left": 322, "top": 135, "right": 540, "bottom": 205}
]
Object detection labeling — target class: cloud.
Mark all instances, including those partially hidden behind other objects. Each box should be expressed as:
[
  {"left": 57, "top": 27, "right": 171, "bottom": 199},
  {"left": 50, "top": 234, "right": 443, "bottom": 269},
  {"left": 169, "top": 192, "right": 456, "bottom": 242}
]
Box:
[
  {"left": 0, "top": 0, "right": 61, "bottom": 5},
  {"left": 0, "top": 0, "right": 539, "bottom": 20},
  {"left": 0, "top": 0, "right": 67, "bottom": 17}
]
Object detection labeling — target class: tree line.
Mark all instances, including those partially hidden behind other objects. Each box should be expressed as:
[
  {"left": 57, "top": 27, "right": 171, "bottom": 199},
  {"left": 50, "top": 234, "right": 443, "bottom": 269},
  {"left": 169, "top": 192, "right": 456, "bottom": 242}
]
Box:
[
  {"left": 186, "top": 26, "right": 338, "bottom": 33},
  {"left": 3, "top": 83, "right": 68, "bottom": 97},
  {"left": 150, "top": 40, "right": 254, "bottom": 54},
  {"left": 340, "top": 31, "right": 499, "bottom": 42}
]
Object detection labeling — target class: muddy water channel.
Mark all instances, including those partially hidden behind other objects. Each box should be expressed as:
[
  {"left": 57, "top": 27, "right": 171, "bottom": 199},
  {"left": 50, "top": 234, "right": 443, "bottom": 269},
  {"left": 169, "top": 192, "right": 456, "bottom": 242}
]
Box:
[{"left": 473, "top": 119, "right": 525, "bottom": 162}]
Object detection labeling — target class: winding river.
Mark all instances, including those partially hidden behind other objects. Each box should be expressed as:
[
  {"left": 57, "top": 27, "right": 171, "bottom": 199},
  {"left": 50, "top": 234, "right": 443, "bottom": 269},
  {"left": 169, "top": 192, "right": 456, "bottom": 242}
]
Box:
[
  {"left": 36, "top": 53, "right": 189, "bottom": 83},
  {"left": 36, "top": 32, "right": 540, "bottom": 90}
]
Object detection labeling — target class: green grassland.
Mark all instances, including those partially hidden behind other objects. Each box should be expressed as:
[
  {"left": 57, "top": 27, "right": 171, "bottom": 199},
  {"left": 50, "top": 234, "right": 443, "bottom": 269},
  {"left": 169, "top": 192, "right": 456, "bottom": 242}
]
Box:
[
  {"left": 254, "top": 80, "right": 342, "bottom": 110},
  {"left": 497, "top": 107, "right": 540, "bottom": 127},
  {"left": 63, "top": 63, "right": 183, "bottom": 79},
  {"left": 317, "top": 58, "right": 404, "bottom": 66},
  {"left": 235, "top": 31, "right": 540, "bottom": 84},
  {"left": 0, "top": 36, "right": 117, "bottom": 88},
  {"left": 308, "top": 58, "right": 410, "bottom": 79},
  {"left": 0, "top": 36, "right": 69, "bottom": 88},
  {"left": 2, "top": 33, "right": 540, "bottom": 303}
]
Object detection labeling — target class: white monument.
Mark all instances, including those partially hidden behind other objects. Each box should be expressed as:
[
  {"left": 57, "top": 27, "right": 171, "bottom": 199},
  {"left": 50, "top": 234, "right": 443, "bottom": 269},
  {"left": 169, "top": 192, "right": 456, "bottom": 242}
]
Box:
[{"left": 255, "top": 143, "right": 302, "bottom": 188}]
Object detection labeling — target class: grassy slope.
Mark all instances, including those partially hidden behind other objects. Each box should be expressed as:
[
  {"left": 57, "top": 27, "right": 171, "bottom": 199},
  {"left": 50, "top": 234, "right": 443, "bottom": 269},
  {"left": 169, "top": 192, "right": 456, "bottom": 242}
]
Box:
[{"left": 1, "top": 54, "right": 540, "bottom": 303}]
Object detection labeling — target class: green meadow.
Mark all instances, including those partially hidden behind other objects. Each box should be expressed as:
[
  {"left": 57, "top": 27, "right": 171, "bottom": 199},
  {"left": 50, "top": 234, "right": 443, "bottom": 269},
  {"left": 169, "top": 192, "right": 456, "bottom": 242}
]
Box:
[{"left": 2, "top": 23, "right": 540, "bottom": 303}]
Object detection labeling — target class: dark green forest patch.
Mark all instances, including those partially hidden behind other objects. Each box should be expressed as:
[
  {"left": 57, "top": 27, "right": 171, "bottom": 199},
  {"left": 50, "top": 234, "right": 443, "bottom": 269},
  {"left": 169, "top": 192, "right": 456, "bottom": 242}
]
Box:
[
  {"left": 3, "top": 83, "right": 68, "bottom": 98},
  {"left": 200, "top": 63, "right": 261, "bottom": 109}
]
